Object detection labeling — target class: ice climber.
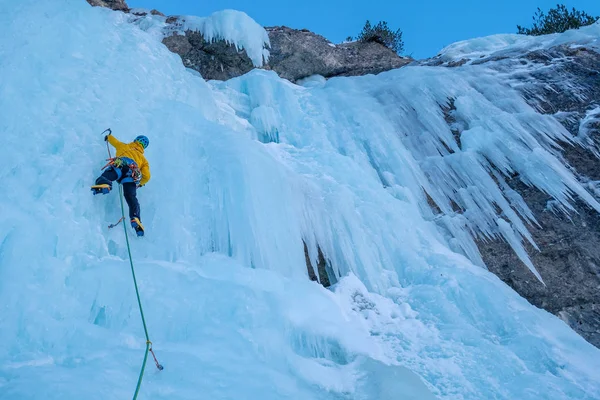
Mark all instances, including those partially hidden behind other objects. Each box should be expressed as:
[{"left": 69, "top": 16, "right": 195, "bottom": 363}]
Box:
[{"left": 91, "top": 132, "right": 151, "bottom": 237}]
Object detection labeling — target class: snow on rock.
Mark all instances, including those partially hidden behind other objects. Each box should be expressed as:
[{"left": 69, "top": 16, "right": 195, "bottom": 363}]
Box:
[
  {"left": 129, "top": 11, "right": 409, "bottom": 82},
  {"left": 438, "top": 21, "right": 600, "bottom": 63},
  {"left": 129, "top": 9, "right": 270, "bottom": 77},
  {"left": 165, "top": 10, "right": 270, "bottom": 67}
]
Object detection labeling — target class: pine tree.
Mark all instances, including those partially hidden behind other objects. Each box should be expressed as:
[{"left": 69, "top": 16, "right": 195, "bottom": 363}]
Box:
[
  {"left": 356, "top": 20, "right": 404, "bottom": 54},
  {"left": 517, "top": 4, "right": 599, "bottom": 36}
]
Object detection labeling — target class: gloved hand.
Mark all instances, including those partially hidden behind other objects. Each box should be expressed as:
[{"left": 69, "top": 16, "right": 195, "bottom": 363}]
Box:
[
  {"left": 137, "top": 184, "right": 144, "bottom": 189},
  {"left": 104, "top": 133, "right": 111, "bottom": 141}
]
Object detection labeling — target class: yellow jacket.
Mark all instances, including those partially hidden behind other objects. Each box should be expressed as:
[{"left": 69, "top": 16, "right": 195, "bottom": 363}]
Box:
[{"left": 108, "top": 135, "right": 151, "bottom": 186}]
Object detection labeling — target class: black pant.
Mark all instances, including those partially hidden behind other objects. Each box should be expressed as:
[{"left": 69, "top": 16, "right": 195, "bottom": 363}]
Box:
[{"left": 95, "top": 167, "right": 140, "bottom": 220}]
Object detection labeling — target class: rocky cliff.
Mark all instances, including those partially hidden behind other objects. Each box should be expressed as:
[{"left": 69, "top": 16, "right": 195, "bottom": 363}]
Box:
[
  {"left": 85, "top": 0, "right": 600, "bottom": 348},
  {"left": 161, "top": 30, "right": 256, "bottom": 81},
  {"left": 86, "top": 1, "right": 411, "bottom": 82},
  {"left": 423, "top": 41, "right": 600, "bottom": 347},
  {"left": 263, "top": 26, "right": 411, "bottom": 82},
  {"left": 160, "top": 20, "right": 411, "bottom": 82},
  {"left": 466, "top": 45, "right": 600, "bottom": 347}
]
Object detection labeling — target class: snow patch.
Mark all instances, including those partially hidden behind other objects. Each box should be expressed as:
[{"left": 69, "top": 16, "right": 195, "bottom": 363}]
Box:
[
  {"left": 439, "top": 21, "right": 600, "bottom": 62},
  {"left": 131, "top": 9, "right": 270, "bottom": 67},
  {"left": 168, "top": 10, "right": 270, "bottom": 67}
]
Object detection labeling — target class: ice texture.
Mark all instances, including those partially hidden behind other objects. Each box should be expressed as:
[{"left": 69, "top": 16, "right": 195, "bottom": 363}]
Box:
[
  {"left": 132, "top": 9, "right": 270, "bottom": 66},
  {"left": 1, "top": 1, "right": 600, "bottom": 399},
  {"left": 439, "top": 21, "right": 600, "bottom": 62},
  {"left": 577, "top": 106, "right": 600, "bottom": 157}
]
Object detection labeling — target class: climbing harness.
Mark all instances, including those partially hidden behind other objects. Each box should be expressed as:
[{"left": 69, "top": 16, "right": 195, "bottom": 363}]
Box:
[
  {"left": 102, "top": 157, "right": 143, "bottom": 184},
  {"left": 101, "top": 128, "right": 163, "bottom": 400}
]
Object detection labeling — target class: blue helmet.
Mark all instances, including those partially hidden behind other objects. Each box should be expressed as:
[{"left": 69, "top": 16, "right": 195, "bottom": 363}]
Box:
[{"left": 134, "top": 135, "right": 149, "bottom": 149}]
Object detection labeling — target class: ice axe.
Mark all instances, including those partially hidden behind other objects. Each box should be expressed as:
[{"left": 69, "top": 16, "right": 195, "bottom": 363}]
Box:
[
  {"left": 99, "top": 127, "right": 121, "bottom": 229},
  {"left": 101, "top": 128, "right": 112, "bottom": 158}
]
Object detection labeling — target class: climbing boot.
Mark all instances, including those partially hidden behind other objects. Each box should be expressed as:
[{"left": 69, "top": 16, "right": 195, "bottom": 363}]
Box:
[
  {"left": 91, "top": 184, "right": 111, "bottom": 195},
  {"left": 131, "top": 218, "right": 145, "bottom": 237}
]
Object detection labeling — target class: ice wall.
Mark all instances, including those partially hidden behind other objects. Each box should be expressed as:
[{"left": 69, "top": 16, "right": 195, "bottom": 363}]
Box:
[
  {"left": 1, "top": 0, "right": 600, "bottom": 399},
  {"left": 214, "top": 65, "right": 600, "bottom": 281}
]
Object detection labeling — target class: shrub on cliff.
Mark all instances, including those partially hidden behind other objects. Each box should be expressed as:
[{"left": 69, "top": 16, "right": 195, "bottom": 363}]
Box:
[
  {"left": 517, "top": 4, "right": 599, "bottom": 35},
  {"left": 348, "top": 20, "right": 404, "bottom": 54}
]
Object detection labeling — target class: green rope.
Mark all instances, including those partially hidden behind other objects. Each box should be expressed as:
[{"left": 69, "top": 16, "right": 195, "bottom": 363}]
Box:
[
  {"left": 104, "top": 136, "right": 161, "bottom": 400},
  {"left": 132, "top": 342, "right": 150, "bottom": 400},
  {"left": 117, "top": 185, "right": 152, "bottom": 400},
  {"left": 118, "top": 185, "right": 151, "bottom": 340}
]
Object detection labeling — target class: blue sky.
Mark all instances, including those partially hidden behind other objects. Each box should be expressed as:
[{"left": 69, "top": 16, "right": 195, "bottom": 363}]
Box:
[{"left": 127, "top": 0, "right": 600, "bottom": 59}]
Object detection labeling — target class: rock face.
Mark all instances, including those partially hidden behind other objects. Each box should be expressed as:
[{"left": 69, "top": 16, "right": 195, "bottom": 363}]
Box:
[
  {"left": 480, "top": 179, "right": 600, "bottom": 347},
  {"left": 450, "top": 44, "right": 600, "bottom": 347},
  {"left": 86, "top": 0, "right": 128, "bottom": 12},
  {"left": 86, "top": 3, "right": 411, "bottom": 82},
  {"left": 161, "top": 25, "right": 411, "bottom": 82},
  {"left": 162, "top": 32, "right": 255, "bottom": 81},
  {"left": 265, "top": 26, "right": 411, "bottom": 82}
]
